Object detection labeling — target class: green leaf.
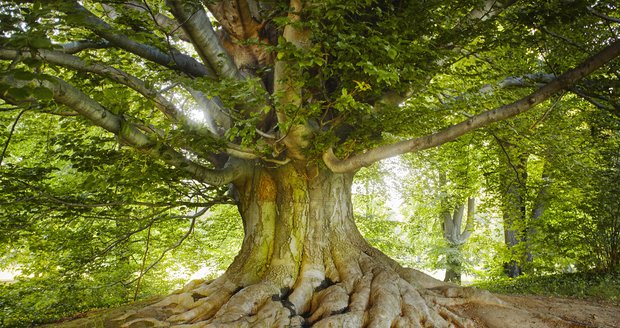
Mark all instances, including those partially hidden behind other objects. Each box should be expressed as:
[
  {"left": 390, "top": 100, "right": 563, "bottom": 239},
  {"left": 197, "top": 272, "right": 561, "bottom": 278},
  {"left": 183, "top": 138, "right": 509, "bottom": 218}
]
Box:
[
  {"left": 5, "top": 87, "right": 31, "bottom": 99},
  {"left": 13, "top": 70, "right": 36, "bottom": 81},
  {"left": 32, "top": 86, "right": 53, "bottom": 100},
  {"left": 29, "top": 36, "right": 52, "bottom": 49}
]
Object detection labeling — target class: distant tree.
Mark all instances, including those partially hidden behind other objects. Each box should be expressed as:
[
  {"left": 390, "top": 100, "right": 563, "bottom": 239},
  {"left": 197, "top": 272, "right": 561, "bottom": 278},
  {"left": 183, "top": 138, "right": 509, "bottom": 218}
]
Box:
[{"left": 441, "top": 197, "right": 476, "bottom": 283}]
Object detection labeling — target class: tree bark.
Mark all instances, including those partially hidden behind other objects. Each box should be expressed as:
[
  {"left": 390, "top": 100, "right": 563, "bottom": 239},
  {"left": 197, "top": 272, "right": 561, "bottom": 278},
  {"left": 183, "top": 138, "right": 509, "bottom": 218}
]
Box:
[
  {"left": 442, "top": 198, "right": 475, "bottom": 284},
  {"left": 111, "top": 161, "right": 508, "bottom": 327}
]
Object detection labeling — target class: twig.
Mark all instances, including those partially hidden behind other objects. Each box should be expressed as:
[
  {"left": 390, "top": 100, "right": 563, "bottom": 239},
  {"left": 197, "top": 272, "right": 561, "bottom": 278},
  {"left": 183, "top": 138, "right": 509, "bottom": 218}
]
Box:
[
  {"left": 123, "top": 208, "right": 207, "bottom": 285},
  {"left": 134, "top": 223, "right": 152, "bottom": 301},
  {"left": 0, "top": 108, "right": 28, "bottom": 166}
]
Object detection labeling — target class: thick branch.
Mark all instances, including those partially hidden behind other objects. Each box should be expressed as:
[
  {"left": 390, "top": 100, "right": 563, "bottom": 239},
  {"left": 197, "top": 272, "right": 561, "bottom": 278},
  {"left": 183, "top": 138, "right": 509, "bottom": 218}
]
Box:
[
  {"left": 187, "top": 88, "right": 231, "bottom": 136},
  {"left": 273, "top": 0, "right": 313, "bottom": 160},
  {"left": 0, "top": 48, "right": 245, "bottom": 157},
  {"left": 61, "top": 1, "right": 213, "bottom": 78},
  {"left": 324, "top": 39, "right": 620, "bottom": 173},
  {"left": 587, "top": 6, "right": 620, "bottom": 24},
  {"left": 0, "top": 48, "right": 183, "bottom": 121},
  {"left": 206, "top": 0, "right": 262, "bottom": 40},
  {"left": 0, "top": 73, "right": 245, "bottom": 186},
  {"left": 60, "top": 40, "right": 111, "bottom": 54},
  {"left": 453, "top": 203, "right": 465, "bottom": 235},
  {"left": 101, "top": 2, "right": 191, "bottom": 42},
  {"left": 166, "top": 0, "right": 241, "bottom": 79}
]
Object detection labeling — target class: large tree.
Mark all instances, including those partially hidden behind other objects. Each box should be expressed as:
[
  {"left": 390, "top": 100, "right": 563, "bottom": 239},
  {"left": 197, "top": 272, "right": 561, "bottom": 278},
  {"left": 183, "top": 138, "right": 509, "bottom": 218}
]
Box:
[{"left": 1, "top": 0, "right": 619, "bottom": 327}]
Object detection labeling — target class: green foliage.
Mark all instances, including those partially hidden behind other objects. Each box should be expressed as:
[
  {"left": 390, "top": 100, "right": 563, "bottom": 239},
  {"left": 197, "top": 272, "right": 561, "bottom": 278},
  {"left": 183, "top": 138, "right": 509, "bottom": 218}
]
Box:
[
  {"left": 0, "top": 203, "right": 243, "bottom": 327},
  {"left": 0, "top": 108, "right": 242, "bottom": 325},
  {"left": 474, "top": 271, "right": 620, "bottom": 303},
  {"left": 0, "top": 0, "right": 619, "bottom": 324}
]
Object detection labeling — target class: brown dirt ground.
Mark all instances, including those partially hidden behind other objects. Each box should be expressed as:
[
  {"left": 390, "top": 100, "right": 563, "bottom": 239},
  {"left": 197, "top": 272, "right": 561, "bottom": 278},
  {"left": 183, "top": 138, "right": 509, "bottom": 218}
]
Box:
[{"left": 453, "top": 295, "right": 620, "bottom": 328}]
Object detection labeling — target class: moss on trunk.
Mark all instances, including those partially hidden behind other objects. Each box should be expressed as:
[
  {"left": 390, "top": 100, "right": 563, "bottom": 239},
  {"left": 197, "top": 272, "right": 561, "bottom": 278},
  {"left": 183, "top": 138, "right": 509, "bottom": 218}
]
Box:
[{"left": 89, "top": 162, "right": 581, "bottom": 327}]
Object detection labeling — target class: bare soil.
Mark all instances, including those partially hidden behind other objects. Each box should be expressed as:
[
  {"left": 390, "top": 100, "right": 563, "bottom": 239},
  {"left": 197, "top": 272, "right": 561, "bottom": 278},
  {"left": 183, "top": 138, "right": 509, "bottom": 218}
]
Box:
[{"left": 454, "top": 294, "right": 620, "bottom": 328}]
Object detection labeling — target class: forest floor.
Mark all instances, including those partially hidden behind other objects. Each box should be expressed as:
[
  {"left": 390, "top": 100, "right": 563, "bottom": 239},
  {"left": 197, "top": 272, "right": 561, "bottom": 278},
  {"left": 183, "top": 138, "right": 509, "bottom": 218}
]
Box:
[
  {"left": 42, "top": 292, "right": 620, "bottom": 328},
  {"left": 454, "top": 294, "right": 620, "bottom": 328}
]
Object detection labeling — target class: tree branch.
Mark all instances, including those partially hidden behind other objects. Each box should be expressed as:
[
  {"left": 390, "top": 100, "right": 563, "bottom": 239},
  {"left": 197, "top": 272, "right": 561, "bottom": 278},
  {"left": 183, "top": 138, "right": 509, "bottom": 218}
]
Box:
[
  {"left": 60, "top": 1, "right": 213, "bottom": 78},
  {"left": 0, "top": 48, "right": 184, "bottom": 121},
  {"left": 100, "top": 1, "right": 191, "bottom": 42},
  {"left": 60, "top": 40, "right": 111, "bottom": 54},
  {"left": 324, "top": 38, "right": 620, "bottom": 173},
  {"left": 0, "top": 72, "right": 247, "bottom": 186},
  {"left": 166, "top": 0, "right": 241, "bottom": 79},
  {"left": 375, "top": 0, "right": 518, "bottom": 108},
  {"left": 273, "top": 0, "right": 313, "bottom": 160},
  {"left": 460, "top": 197, "right": 475, "bottom": 241},
  {"left": 569, "top": 86, "right": 620, "bottom": 118},
  {"left": 587, "top": 6, "right": 620, "bottom": 24},
  {"left": 0, "top": 108, "right": 28, "bottom": 166},
  {"left": 187, "top": 87, "right": 231, "bottom": 137}
]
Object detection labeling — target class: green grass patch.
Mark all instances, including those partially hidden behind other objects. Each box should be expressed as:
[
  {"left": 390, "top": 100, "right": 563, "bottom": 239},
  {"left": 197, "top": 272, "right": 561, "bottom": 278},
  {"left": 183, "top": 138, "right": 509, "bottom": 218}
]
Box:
[{"left": 473, "top": 271, "right": 620, "bottom": 303}]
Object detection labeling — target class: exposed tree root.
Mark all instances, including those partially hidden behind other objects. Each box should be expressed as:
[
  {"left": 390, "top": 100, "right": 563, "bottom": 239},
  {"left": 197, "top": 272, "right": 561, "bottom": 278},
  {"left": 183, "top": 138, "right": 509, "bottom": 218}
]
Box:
[
  {"left": 108, "top": 166, "right": 580, "bottom": 327},
  {"left": 111, "top": 246, "right": 539, "bottom": 328}
]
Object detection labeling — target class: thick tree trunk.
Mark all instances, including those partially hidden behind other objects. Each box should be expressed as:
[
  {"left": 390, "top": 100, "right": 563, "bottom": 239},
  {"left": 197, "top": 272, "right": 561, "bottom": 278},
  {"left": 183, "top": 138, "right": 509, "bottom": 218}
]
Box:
[{"left": 109, "top": 162, "right": 575, "bottom": 327}]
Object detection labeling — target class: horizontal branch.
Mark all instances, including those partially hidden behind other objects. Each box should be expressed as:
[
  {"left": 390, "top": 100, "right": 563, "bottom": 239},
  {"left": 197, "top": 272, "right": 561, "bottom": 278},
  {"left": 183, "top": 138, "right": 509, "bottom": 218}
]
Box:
[
  {"left": 324, "top": 38, "right": 620, "bottom": 173},
  {"left": 60, "top": 40, "right": 111, "bottom": 54},
  {"left": 0, "top": 72, "right": 246, "bottom": 186},
  {"left": 101, "top": 2, "right": 191, "bottom": 42},
  {"left": 0, "top": 48, "right": 183, "bottom": 121},
  {"left": 587, "top": 6, "right": 620, "bottom": 24}
]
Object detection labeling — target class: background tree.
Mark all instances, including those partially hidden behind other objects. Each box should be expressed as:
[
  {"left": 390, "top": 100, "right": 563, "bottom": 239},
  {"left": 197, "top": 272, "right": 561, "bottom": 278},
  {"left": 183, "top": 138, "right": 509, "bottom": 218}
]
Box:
[
  {"left": 402, "top": 137, "right": 484, "bottom": 284},
  {"left": 1, "top": 0, "right": 619, "bottom": 327}
]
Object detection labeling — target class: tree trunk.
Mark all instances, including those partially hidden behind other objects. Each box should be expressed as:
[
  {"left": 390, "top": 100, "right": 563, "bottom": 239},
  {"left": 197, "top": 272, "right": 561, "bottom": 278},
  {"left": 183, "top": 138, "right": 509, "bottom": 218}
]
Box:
[
  {"left": 444, "top": 251, "right": 463, "bottom": 284},
  {"left": 108, "top": 162, "right": 572, "bottom": 327},
  {"left": 442, "top": 198, "right": 475, "bottom": 284},
  {"left": 499, "top": 144, "right": 529, "bottom": 278}
]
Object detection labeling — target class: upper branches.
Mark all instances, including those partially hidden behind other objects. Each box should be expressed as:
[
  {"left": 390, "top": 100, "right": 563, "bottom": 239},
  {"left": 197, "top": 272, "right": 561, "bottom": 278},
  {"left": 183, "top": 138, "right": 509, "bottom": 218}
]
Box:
[
  {"left": 58, "top": 0, "right": 213, "bottom": 78},
  {"left": 324, "top": 39, "right": 620, "bottom": 173},
  {"left": 166, "top": 0, "right": 241, "bottom": 79}
]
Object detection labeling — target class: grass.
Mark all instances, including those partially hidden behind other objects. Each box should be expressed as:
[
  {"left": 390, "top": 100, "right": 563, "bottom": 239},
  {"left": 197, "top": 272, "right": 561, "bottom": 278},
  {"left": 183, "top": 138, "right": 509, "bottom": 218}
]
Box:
[{"left": 473, "top": 271, "right": 620, "bottom": 303}]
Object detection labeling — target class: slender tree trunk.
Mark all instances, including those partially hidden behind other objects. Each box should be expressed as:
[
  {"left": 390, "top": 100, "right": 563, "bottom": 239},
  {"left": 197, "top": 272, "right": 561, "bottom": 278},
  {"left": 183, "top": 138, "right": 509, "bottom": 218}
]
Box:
[
  {"left": 442, "top": 198, "right": 475, "bottom": 284},
  {"left": 526, "top": 163, "right": 551, "bottom": 263},
  {"left": 499, "top": 143, "right": 529, "bottom": 278}
]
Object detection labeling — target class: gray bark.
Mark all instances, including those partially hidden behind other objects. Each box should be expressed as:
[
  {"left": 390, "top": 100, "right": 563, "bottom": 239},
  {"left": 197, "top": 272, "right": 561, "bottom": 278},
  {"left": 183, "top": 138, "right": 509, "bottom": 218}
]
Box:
[
  {"left": 442, "top": 198, "right": 475, "bottom": 283},
  {"left": 0, "top": 72, "right": 244, "bottom": 186},
  {"left": 61, "top": 1, "right": 213, "bottom": 77},
  {"left": 166, "top": 0, "right": 242, "bottom": 79}
]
